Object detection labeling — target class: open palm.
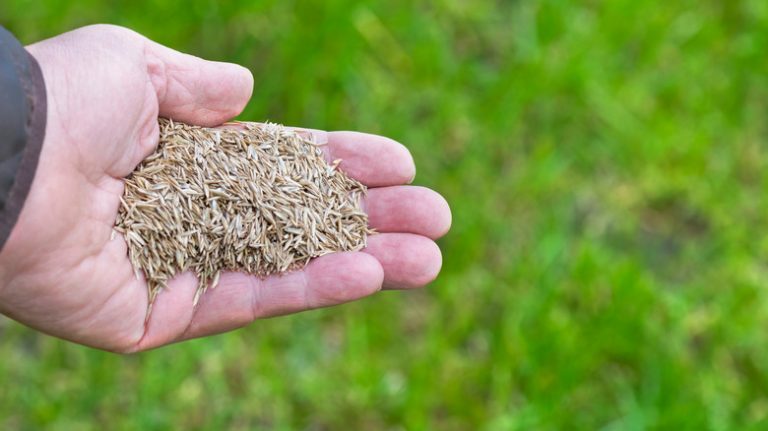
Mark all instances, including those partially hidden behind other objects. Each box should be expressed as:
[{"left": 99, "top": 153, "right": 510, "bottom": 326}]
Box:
[{"left": 0, "top": 25, "right": 450, "bottom": 352}]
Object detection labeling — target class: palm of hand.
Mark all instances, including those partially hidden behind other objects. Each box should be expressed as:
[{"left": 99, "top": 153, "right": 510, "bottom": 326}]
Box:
[{"left": 0, "top": 25, "right": 450, "bottom": 352}]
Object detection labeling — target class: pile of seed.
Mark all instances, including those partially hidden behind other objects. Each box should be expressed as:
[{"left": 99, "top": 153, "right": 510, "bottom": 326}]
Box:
[{"left": 115, "top": 118, "right": 372, "bottom": 305}]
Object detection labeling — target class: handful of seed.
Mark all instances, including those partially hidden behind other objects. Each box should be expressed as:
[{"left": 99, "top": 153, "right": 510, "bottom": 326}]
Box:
[{"left": 115, "top": 118, "right": 372, "bottom": 305}]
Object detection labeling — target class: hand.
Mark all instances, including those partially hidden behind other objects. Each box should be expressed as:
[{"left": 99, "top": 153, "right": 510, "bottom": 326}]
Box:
[{"left": 0, "top": 25, "right": 451, "bottom": 352}]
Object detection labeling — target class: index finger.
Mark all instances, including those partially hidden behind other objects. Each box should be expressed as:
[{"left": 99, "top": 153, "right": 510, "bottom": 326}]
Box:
[{"left": 297, "top": 129, "right": 416, "bottom": 187}]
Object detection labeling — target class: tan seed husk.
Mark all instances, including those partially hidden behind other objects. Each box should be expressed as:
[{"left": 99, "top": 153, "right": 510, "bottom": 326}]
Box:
[{"left": 115, "top": 118, "right": 373, "bottom": 306}]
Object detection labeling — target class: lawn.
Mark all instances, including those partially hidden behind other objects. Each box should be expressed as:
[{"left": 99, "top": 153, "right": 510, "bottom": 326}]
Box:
[{"left": 2, "top": 0, "right": 768, "bottom": 429}]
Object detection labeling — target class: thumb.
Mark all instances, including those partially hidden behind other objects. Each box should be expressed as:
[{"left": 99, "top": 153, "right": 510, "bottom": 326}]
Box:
[{"left": 143, "top": 39, "right": 254, "bottom": 127}]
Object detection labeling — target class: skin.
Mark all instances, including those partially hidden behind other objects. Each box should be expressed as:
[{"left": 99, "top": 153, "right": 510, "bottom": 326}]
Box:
[{"left": 0, "top": 25, "right": 451, "bottom": 353}]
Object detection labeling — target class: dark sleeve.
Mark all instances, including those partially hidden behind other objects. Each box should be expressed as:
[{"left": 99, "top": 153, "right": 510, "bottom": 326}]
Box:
[{"left": 0, "top": 26, "right": 47, "bottom": 251}]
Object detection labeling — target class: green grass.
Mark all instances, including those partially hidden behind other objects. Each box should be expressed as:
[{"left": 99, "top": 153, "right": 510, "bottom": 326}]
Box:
[{"left": 2, "top": 0, "right": 768, "bottom": 429}]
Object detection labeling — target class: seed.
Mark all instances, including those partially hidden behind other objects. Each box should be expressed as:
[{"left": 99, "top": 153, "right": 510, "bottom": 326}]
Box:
[{"left": 115, "top": 118, "right": 374, "bottom": 306}]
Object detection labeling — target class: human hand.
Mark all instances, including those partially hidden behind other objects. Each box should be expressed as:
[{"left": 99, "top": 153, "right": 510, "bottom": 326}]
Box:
[{"left": 0, "top": 25, "right": 451, "bottom": 352}]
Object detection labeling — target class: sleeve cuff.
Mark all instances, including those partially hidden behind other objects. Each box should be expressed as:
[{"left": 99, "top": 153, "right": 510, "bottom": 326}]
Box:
[{"left": 0, "top": 26, "right": 47, "bottom": 251}]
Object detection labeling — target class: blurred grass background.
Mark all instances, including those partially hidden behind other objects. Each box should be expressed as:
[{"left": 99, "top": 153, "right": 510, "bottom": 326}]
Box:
[{"left": 2, "top": 0, "right": 768, "bottom": 429}]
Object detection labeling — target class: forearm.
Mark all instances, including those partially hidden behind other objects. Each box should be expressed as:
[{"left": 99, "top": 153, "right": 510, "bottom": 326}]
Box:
[{"left": 0, "top": 26, "right": 46, "bottom": 251}]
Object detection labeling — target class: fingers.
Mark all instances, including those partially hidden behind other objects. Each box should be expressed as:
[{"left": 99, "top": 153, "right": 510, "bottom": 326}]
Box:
[
  {"left": 326, "top": 132, "right": 415, "bottom": 186},
  {"left": 143, "top": 39, "right": 254, "bottom": 126},
  {"left": 137, "top": 233, "right": 443, "bottom": 348},
  {"left": 363, "top": 233, "right": 443, "bottom": 290},
  {"left": 294, "top": 129, "right": 416, "bottom": 187},
  {"left": 364, "top": 186, "right": 451, "bottom": 239},
  {"left": 174, "top": 252, "right": 383, "bottom": 341}
]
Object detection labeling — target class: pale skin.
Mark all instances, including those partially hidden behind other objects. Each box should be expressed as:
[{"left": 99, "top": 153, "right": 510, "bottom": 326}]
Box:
[{"left": 0, "top": 25, "right": 451, "bottom": 353}]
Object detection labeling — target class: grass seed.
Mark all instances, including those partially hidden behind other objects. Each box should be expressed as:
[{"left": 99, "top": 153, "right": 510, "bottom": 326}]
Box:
[{"left": 115, "top": 118, "right": 373, "bottom": 305}]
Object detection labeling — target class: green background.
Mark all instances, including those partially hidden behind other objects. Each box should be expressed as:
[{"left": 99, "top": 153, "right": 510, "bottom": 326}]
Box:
[{"left": 3, "top": 0, "right": 768, "bottom": 429}]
